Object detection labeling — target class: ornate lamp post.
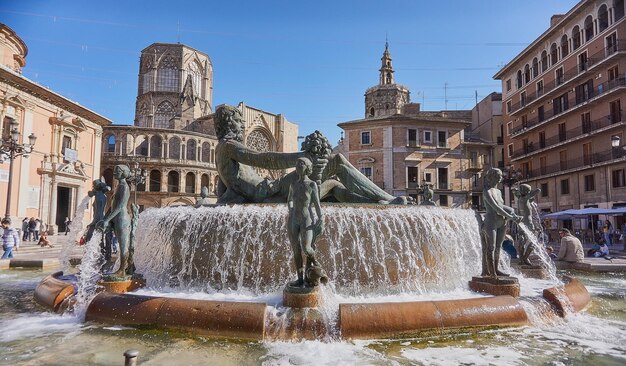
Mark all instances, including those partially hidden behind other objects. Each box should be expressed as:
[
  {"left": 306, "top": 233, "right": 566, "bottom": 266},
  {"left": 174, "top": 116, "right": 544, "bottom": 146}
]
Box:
[
  {"left": 130, "top": 162, "right": 148, "bottom": 206},
  {"left": 0, "top": 117, "right": 36, "bottom": 219},
  {"left": 611, "top": 135, "right": 622, "bottom": 159}
]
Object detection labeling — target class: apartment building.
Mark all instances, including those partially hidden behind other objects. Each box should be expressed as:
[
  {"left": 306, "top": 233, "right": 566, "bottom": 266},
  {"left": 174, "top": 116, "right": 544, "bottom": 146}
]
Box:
[
  {"left": 495, "top": 0, "right": 626, "bottom": 229},
  {"left": 338, "top": 44, "right": 491, "bottom": 207}
]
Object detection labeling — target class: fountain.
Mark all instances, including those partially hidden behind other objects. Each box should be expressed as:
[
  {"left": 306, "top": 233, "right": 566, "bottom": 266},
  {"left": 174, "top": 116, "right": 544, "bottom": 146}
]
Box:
[{"left": 33, "top": 105, "right": 593, "bottom": 344}]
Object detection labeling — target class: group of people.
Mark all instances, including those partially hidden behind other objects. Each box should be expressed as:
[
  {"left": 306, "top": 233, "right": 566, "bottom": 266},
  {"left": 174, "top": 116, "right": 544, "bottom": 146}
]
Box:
[{"left": 21, "top": 217, "right": 52, "bottom": 248}]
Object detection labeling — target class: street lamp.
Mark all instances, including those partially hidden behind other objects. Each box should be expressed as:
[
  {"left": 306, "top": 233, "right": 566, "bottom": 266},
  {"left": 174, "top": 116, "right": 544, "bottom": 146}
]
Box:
[
  {"left": 0, "top": 117, "right": 36, "bottom": 220},
  {"left": 130, "top": 162, "right": 148, "bottom": 205},
  {"left": 611, "top": 135, "right": 621, "bottom": 148},
  {"left": 502, "top": 164, "right": 522, "bottom": 205},
  {"left": 611, "top": 135, "right": 622, "bottom": 159}
]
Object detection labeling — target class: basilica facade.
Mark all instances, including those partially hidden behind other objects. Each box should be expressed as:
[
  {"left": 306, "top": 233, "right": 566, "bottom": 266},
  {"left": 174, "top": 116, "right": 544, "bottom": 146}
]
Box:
[{"left": 101, "top": 43, "right": 298, "bottom": 209}]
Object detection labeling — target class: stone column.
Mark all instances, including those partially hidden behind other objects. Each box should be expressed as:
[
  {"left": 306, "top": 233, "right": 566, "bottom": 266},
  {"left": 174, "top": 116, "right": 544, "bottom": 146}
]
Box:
[
  {"left": 49, "top": 179, "right": 58, "bottom": 234},
  {"left": 161, "top": 170, "right": 168, "bottom": 193}
]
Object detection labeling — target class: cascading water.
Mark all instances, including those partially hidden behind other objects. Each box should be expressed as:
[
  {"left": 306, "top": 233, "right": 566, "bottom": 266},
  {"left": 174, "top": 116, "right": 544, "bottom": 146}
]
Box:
[
  {"left": 72, "top": 231, "right": 104, "bottom": 320},
  {"left": 58, "top": 196, "right": 90, "bottom": 272},
  {"left": 135, "top": 205, "right": 483, "bottom": 296},
  {"left": 517, "top": 222, "right": 560, "bottom": 284}
]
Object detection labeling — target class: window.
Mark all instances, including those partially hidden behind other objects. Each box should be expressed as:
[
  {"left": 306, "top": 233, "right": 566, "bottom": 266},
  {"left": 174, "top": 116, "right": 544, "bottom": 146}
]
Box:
[
  {"left": 507, "top": 144, "right": 513, "bottom": 157},
  {"left": 407, "top": 166, "right": 418, "bottom": 187},
  {"left": 550, "top": 43, "right": 558, "bottom": 66},
  {"left": 575, "top": 79, "right": 593, "bottom": 104},
  {"left": 437, "top": 167, "right": 449, "bottom": 190},
  {"left": 613, "top": 169, "right": 626, "bottom": 187},
  {"left": 360, "top": 167, "right": 373, "bottom": 180},
  {"left": 423, "top": 130, "right": 432, "bottom": 143},
  {"left": 610, "top": 99, "right": 622, "bottom": 123},
  {"left": 520, "top": 91, "right": 527, "bottom": 107},
  {"left": 62, "top": 135, "right": 72, "bottom": 150},
  {"left": 558, "top": 123, "right": 567, "bottom": 142},
  {"left": 524, "top": 64, "right": 531, "bottom": 84},
  {"left": 538, "top": 105, "right": 545, "bottom": 122},
  {"left": 540, "top": 182, "right": 549, "bottom": 197},
  {"left": 149, "top": 170, "right": 161, "bottom": 192},
  {"left": 583, "top": 142, "right": 592, "bottom": 165},
  {"left": 578, "top": 52, "right": 588, "bottom": 72},
  {"left": 424, "top": 171, "right": 432, "bottom": 183},
  {"left": 606, "top": 33, "right": 617, "bottom": 56},
  {"left": 369, "top": 107, "right": 375, "bottom": 117},
  {"left": 437, "top": 131, "right": 447, "bottom": 148},
  {"left": 408, "top": 129, "right": 417, "bottom": 147},
  {"left": 561, "top": 34, "right": 569, "bottom": 58},
  {"left": 472, "top": 173, "right": 479, "bottom": 188},
  {"left": 521, "top": 115, "right": 528, "bottom": 128},
  {"left": 154, "top": 101, "right": 175, "bottom": 128},
  {"left": 616, "top": 0, "right": 625, "bottom": 21},
  {"left": 507, "top": 122, "right": 512, "bottom": 135},
  {"left": 106, "top": 135, "right": 116, "bottom": 153},
  {"left": 186, "top": 61, "right": 204, "bottom": 98},
  {"left": 439, "top": 194, "right": 449, "bottom": 207},
  {"left": 540, "top": 156, "right": 547, "bottom": 175},
  {"left": 157, "top": 54, "right": 179, "bottom": 92},
  {"left": 580, "top": 112, "right": 591, "bottom": 134},
  {"left": 553, "top": 93, "right": 568, "bottom": 114},
  {"left": 516, "top": 70, "right": 523, "bottom": 88},
  {"left": 539, "top": 131, "right": 546, "bottom": 148},
  {"left": 541, "top": 50, "right": 548, "bottom": 73},
  {"left": 608, "top": 65, "right": 619, "bottom": 83},
  {"left": 560, "top": 179, "right": 570, "bottom": 195},
  {"left": 536, "top": 80, "right": 544, "bottom": 96},
  {"left": 559, "top": 150, "right": 567, "bottom": 170},
  {"left": 532, "top": 58, "right": 539, "bottom": 78},
  {"left": 598, "top": 5, "right": 609, "bottom": 32},
  {"left": 572, "top": 26, "right": 581, "bottom": 50},
  {"left": 506, "top": 79, "right": 511, "bottom": 92},
  {"left": 185, "top": 172, "right": 196, "bottom": 194},
  {"left": 556, "top": 67, "right": 564, "bottom": 85},
  {"left": 584, "top": 174, "right": 595, "bottom": 191},
  {"left": 361, "top": 131, "right": 371, "bottom": 145},
  {"left": 506, "top": 100, "right": 512, "bottom": 114},
  {"left": 584, "top": 15, "right": 594, "bottom": 42}
]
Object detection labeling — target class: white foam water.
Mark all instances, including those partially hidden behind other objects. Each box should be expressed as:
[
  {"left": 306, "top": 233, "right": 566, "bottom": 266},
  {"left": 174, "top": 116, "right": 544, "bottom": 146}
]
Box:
[
  {"left": 73, "top": 231, "right": 104, "bottom": 320},
  {"left": 58, "top": 196, "right": 90, "bottom": 272}
]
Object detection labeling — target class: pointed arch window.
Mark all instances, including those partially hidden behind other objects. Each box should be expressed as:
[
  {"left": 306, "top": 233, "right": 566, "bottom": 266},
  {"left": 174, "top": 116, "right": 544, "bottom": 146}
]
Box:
[
  {"left": 572, "top": 26, "right": 581, "bottom": 50},
  {"left": 541, "top": 50, "right": 548, "bottom": 72},
  {"left": 187, "top": 139, "right": 197, "bottom": 161},
  {"left": 532, "top": 58, "right": 539, "bottom": 78},
  {"left": 598, "top": 5, "right": 609, "bottom": 32},
  {"left": 550, "top": 43, "right": 558, "bottom": 66},
  {"left": 154, "top": 101, "right": 175, "bottom": 128},
  {"left": 585, "top": 16, "right": 594, "bottom": 42},
  {"left": 157, "top": 54, "right": 179, "bottom": 92},
  {"left": 186, "top": 61, "right": 203, "bottom": 98},
  {"left": 561, "top": 34, "right": 569, "bottom": 58}
]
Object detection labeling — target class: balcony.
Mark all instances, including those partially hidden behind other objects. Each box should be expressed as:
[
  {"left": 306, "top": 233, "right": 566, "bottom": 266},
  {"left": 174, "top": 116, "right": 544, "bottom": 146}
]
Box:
[
  {"left": 509, "top": 77, "right": 626, "bottom": 137},
  {"left": 522, "top": 148, "right": 621, "bottom": 181},
  {"left": 467, "top": 161, "right": 484, "bottom": 171},
  {"left": 510, "top": 113, "right": 625, "bottom": 160},
  {"left": 102, "top": 153, "right": 216, "bottom": 170},
  {"left": 508, "top": 40, "right": 626, "bottom": 115}
]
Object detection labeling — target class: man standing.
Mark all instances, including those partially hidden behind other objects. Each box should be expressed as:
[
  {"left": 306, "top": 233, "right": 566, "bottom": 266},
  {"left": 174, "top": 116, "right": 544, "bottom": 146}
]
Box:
[
  {"left": 556, "top": 228, "right": 584, "bottom": 263},
  {"left": 1, "top": 219, "right": 20, "bottom": 259}
]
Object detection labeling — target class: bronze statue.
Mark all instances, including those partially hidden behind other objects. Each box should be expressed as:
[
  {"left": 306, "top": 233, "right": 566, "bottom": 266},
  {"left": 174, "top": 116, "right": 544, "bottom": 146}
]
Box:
[
  {"left": 480, "top": 168, "right": 521, "bottom": 277},
  {"left": 214, "top": 104, "right": 413, "bottom": 205},
  {"left": 196, "top": 185, "right": 211, "bottom": 206},
  {"left": 287, "top": 157, "right": 327, "bottom": 287},
  {"left": 512, "top": 184, "right": 541, "bottom": 265},
  {"left": 85, "top": 178, "right": 110, "bottom": 243},
  {"left": 98, "top": 165, "right": 132, "bottom": 278},
  {"left": 420, "top": 183, "right": 436, "bottom": 206}
]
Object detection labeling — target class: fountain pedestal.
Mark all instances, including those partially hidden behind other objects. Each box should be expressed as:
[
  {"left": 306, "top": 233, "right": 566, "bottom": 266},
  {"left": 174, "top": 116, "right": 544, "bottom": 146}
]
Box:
[
  {"left": 468, "top": 276, "right": 520, "bottom": 297},
  {"left": 283, "top": 284, "right": 321, "bottom": 308},
  {"left": 512, "top": 264, "right": 549, "bottom": 279},
  {"left": 270, "top": 284, "right": 328, "bottom": 341}
]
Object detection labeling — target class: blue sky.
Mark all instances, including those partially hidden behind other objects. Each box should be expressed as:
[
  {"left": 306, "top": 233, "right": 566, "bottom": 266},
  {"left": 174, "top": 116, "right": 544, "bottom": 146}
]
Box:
[{"left": 2, "top": 0, "right": 579, "bottom": 144}]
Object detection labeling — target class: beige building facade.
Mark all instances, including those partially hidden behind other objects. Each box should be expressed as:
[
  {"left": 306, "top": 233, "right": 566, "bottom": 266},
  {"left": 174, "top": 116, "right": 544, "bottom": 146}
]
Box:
[
  {"left": 101, "top": 43, "right": 299, "bottom": 209},
  {"left": 339, "top": 45, "right": 492, "bottom": 207},
  {"left": 495, "top": 0, "right": 626, "bottom": 230},
  {"left": 0, "top": 24, "right": 112, "bottom": 233}
]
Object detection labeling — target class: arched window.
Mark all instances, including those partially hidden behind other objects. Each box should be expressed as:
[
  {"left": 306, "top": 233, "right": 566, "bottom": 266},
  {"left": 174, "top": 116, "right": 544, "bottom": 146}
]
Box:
[
  {"left": 550, "top": 43, "right": 558, "bottom": 66},
  {"left": 185, "top": 172, "right": 196, "bottom": 193},
  {"left": 157, "top": 54, "right": 179, "bottom": 92},
  {"left": 119, "top": 134, "right": 130, "bottom": 155},
  {"left": 598, "top": 5, "right": 609, "bottom": 32},
  {"left": 369, "top": 107, "right": 375, "bottom": 117},
  {"left": 150, "top": 135, "right": 162, "bottom": 158},
  {"left": 202, "top": 142, "right": 210, "bottom": 162},
  {"left": 584, "top": 15, "right": 594, "bottom": 41},
  {"left": 154, "top": 101, "right": 175, "bottom": 129},
  {"left": 135, "top": 135, "right": 148, "bottom": 156},
  {"left": 102, "top": 168, "right": 114, "bottom": 188},
  {"left": 516, "top": 70, "right": 523, "bottom": 88},
  {"left": 186, "top": 139, "right": 196, "bottom": 161},
  {"left": 246, "top": 130, "right": 271, "bottom": 152},
  {"left": 201, "top": 174, "right": 210, "bottom": 191},
  {"left": 616, "top": 0, "right": 625, "bottom": 21},
  {"left": 560, "top": 34, "right": 569, "bottom": 58},
  {"left": 167, "top": 171, "right": 180, "bottom": 193},
  {"left": 572, "top": 25, "right": 581, "bottom": 50},
  {"left": 106, "top": 134, "right": 116, "bottom": 153},
  {"left": 186, "top": 61, "right": 203, "bottom": 98},
  {"left": 524, "top": 64, "right": 530, "bottom": 83},
  {"left": 149, "top": 170, "right": 161, "bottom": 192},
  {"left": 541, "top": 50, "right": 548, "bottom": 73},
  {"left": 140, "top": 57, "right": 154, "bottom": 94},
  {"left": 169, "top": 137, "right": 181, "bottom": 159},
  {"left": 532, "top": 58, "right": 539, "bottom": 78}
]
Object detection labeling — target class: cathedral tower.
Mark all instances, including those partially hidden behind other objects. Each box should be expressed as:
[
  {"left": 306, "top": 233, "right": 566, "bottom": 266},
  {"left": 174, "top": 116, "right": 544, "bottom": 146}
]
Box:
[
  {"left": 134, "top": 43, "right": 213, "bottom": 129},
  {"left": 364, "top": 42, "right": 410, "bottom": 118}
]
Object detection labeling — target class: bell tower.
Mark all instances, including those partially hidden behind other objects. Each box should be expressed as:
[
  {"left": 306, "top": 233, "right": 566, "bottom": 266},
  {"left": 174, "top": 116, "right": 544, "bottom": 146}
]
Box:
[{"left": 364, "top": 42, "right": 410, "bottom": 118}]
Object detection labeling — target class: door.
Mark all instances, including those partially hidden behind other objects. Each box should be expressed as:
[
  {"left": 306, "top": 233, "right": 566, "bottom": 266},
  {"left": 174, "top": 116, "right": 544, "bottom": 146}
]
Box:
[{"left": 56, "top": 186, "right": 72, "bottom": 231}]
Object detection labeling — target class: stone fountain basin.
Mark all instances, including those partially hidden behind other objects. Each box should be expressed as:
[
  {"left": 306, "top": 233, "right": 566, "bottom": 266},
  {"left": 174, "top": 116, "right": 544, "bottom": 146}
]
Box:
[{"left": 33, "top": 272, "right": 591, "bottom": 341}]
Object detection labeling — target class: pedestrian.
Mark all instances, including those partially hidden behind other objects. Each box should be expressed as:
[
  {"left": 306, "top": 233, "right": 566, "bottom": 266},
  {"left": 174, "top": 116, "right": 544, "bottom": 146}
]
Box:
[
  {"left": 1, "top": 218, "right": 20, "bottom": 259},
  {"left": 21, "top": 217, "right": 29, "bottom": 241},
  {"left": 38, "top": 232, "right": 52, "bottom": 248},
  {"left": 64, "top": 217, "right": 71, "bottom": 235},
  {"left": 34, "top": 219, "right": 41, "bottom": 241},
  {"left": 603, "top": 219, "right": 613, "bottom": 246},
  {"left": 28, "top": 217, "right": 36, "bottom": 241},
  {"left": 556, "top": 228, "right": 584, "bottom": 263}
]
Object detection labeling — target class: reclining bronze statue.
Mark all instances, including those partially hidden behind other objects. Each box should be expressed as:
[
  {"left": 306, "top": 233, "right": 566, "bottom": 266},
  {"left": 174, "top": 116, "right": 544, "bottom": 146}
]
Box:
[{"left": 214, "top": 104, "right": 413, "bottom": 205}]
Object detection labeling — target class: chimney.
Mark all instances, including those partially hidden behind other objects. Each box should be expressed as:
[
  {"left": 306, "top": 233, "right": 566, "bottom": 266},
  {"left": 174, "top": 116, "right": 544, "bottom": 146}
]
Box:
[{"left": 550, "top": 14, "right": 566, "bottom": 27}]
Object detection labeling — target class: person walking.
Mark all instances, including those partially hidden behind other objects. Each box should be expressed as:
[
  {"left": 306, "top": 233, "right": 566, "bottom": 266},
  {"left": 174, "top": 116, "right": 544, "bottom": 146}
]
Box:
[
  {"left": 21, "top": 217, "right": 29, "bottom": 241},
  {"left": 1, "top": 219, "right": 20, "bottom": 259},
  {"left": 64, "top": 217, "right": 71, "bottom": 235},
  {"left": 28, "top": 218, "right": 36, "bottom": 241},
  {"left": 34, "top": 219, "right": 41, "bottom": 242},
  {"left": 603, "top": 220, "right": 613, "bottom": 246}
]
